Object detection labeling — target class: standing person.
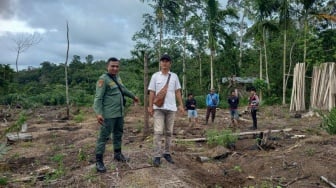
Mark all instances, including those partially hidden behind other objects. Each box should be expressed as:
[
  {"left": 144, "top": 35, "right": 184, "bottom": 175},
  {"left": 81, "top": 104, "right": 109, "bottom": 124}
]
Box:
[
  {"left": 93, "top": 57, "right": 139, "bottom": 173},
  {"left": 228, "top": 90, "right": 239, "bottom": 129},
  {"left": 205, "top": 88, "right": 219, "bottom": 125},
  {"left": 185, "top": 93, "right": 198, "bottom": 126},
  {"left": 248, "top": 87, "right": 259, "bottom": 130},
  {"left": 148, "top": 54, "right": 184, "bottom": 167}
]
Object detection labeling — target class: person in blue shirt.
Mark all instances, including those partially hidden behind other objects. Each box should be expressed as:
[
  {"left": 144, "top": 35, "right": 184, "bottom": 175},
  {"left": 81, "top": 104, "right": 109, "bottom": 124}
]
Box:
[{"left": 205, "top": 88, "right": 219, "bottom": 125}]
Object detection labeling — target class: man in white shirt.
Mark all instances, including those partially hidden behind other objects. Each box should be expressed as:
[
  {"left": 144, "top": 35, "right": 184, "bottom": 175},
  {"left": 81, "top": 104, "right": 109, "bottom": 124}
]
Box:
[{"left": 148, "top": 54, "right": 184, "bottom": 167}]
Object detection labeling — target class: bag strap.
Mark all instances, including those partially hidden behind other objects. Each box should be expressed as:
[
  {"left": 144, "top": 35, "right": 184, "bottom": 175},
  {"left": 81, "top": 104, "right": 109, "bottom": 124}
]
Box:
[
  {"left": 106, "top": 73, "right": 126, "bottom": 106},
  {"left": 164, "top": 74, "right": 171, "bottom": 87}
]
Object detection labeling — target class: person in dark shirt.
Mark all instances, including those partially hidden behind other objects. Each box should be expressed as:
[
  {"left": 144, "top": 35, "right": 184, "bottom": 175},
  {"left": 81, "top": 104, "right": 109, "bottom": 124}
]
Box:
[
  {"left": 185, "top": 93, "right": 198, "bottom": 126},
  {"left": 228, "top": 90, "right": 239, "bottom": 129}
]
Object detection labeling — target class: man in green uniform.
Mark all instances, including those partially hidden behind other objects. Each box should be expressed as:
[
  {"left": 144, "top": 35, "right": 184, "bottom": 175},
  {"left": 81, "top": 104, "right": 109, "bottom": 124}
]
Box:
[{"left": 93, "top": 57, "right": 139, "bottom": 173}]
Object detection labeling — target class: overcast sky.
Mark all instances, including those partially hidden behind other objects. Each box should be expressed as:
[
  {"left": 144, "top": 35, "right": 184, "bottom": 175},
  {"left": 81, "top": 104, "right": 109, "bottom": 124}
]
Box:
[{"left": 0, "top": 0, "right": 227, "bottom": 71}]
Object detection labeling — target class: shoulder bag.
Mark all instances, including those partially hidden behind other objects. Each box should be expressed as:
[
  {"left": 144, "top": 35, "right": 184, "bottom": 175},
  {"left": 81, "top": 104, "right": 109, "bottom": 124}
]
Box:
[{"left": 153, "top": 74, "right": 171, "bottom": 107}]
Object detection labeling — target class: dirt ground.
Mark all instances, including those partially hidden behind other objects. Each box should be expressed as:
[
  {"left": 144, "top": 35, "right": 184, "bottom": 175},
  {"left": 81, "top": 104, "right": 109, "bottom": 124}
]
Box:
[{"left": 1, "top": 104, "right": 336, "bottom": 188}]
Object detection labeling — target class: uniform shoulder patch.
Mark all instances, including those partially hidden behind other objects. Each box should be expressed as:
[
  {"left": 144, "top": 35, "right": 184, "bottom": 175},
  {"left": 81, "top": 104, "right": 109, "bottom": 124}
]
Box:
[{"left": 98, "top": 80, "right": 104, "bottom": 88}]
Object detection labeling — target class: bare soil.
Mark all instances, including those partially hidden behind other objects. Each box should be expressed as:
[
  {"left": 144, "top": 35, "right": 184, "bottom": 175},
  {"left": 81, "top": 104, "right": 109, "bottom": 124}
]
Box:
[{"left": 1, "top": 104, "right": 336, "bottom": 188}]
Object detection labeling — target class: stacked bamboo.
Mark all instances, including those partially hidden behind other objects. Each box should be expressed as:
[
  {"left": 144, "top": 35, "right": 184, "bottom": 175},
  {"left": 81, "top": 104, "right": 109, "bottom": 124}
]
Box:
[
  {"left": 290, "top": 63, "right": 306, "bottom": 112},
  {"left": 310, "top": 63, "right": 336, "bottom": 111}
]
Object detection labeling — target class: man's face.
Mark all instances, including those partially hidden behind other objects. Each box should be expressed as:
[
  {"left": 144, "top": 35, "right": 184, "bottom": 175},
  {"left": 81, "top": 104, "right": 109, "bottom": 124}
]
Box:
[
  {"left": 107, "top": 61, "right": 120, "bottom": 75},
  {"left": 160, "top": 59, "right": 171, "bottom": 69}
]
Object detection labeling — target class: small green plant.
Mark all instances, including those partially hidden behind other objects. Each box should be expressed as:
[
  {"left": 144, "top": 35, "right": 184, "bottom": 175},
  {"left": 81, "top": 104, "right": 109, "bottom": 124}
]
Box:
[
  {"left": 78, "top": 148, "right": 87, "bottom": 162},
  {"left": 45, "top": 153, "right": 66, "bottom": 181},
  {"left": 0, "top": 143, "right": 10, "bottom": 160},
  {"left": 51, "top": 153, "right": 64, "bottom": 163},
  {"left": 305, "top": 147, "right": 315, "bottom": 156},
  {"left": 1, "top": 112, "right": 27, "bottom": 140},
  {"left": 0, "top": 176, "right": 8, "bottom": 186},
  {"left": 206, "top": 129, "right": 238, "bottom": 148},
  {"left": 233, "top": 165, "right": 242, "bottom": 172},
  {"left": 74, "top": 111, "right": 84, "bottom": 123},
  {"left": 319, "top": 108, "right": 336, "bottom": 135}
]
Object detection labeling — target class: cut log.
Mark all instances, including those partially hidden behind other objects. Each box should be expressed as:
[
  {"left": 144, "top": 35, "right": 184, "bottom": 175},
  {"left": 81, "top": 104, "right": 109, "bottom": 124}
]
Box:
[
  {"left": 6, "top": 132, "right": 33, "bottom": 142},
  {"left": 174, "top": 128, "right": 293, "bottom": 142}
]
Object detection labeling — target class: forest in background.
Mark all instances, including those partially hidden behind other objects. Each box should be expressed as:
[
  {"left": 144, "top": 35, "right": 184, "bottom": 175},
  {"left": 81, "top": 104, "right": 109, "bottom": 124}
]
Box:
[{"left": 0, "top": 0, "right": 336, "bottom": 110}]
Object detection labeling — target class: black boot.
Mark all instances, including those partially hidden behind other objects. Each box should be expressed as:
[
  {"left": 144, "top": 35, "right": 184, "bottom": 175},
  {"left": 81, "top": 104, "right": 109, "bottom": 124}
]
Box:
[
  {"left": 153, "top": 157, "right": 161, "bottom": 167},
  {"left": 96, "top": 154, "right": 106, "bottom": 173},
  {"left": 163, "top": 154, "right": 174, "bottom": 164},
  {"left": 114, "top": 149, "right": 130, "bottom": 162}
]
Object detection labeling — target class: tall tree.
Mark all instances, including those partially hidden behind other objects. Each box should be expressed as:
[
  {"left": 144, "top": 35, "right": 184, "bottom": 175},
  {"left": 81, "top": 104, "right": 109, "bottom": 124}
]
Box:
[{"left": 65, "top": 21, "right": 70, "bottom": 119}]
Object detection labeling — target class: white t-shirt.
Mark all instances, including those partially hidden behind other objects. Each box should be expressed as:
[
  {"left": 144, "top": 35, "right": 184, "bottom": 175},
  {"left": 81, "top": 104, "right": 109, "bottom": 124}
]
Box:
[{"left": 148, "top": 71, "right": 181, "bottom": 111}]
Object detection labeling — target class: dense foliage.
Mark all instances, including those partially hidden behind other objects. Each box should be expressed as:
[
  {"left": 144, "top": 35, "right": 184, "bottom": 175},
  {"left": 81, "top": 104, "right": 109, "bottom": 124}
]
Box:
[{"left": 1, "top": 0, "right": 335, "bottom": 109}]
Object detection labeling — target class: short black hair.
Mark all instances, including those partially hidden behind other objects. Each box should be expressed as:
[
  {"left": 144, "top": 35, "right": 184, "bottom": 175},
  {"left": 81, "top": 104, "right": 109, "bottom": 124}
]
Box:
[
  {"left": 160, "top": 54, "right": 171, "bottom": 62},
  {"left": 107, "top": 57, "right": 119, "bottom": 63},
  {"left": 188, "top": 93, "right": 193, "bottom": 97},
  {"left": 251, "top": 87, "right": 256, "bottom": 92}
]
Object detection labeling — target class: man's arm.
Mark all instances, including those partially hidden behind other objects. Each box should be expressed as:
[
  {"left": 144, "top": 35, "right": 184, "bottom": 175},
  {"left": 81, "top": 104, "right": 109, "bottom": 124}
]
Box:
[
  {"left": 93, "top": 77, "right": 106, "bottom": 125},
  {"left": 148, "top": 90, "right": 155, "bottom": 116},
  {"left": 175, "top": 89, "right": 184, "bottom": 114}
]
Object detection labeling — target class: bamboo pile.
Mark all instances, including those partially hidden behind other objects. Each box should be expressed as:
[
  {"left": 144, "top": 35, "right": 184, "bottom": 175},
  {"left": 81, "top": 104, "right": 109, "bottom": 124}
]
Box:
[
  {"left": 290, "top": 63, "right": 306, "bottom": 112},
  {"left": 310, "top": 63, "right": 336, "bottom": 111}
]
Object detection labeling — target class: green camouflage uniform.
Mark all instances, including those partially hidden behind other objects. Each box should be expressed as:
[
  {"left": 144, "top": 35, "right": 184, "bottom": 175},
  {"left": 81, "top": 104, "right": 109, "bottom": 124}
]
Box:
[{"left": 93, "top": 73, "right": 136, "bottom": 155}]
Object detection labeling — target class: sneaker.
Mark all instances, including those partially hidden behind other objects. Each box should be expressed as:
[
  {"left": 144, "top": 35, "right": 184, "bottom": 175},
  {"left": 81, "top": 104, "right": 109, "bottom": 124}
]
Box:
[
  {"left": 163, "top": 154, "right": 175, "bottom": 164},
  {"left": 96, "top": 161, "right": 106, "bottom": 173},
  {"left": 114, "top": 153, "right": 130, "bottom": 162},
  {"left": 153, "top": 157, "right": 161, "bottom": 167}
]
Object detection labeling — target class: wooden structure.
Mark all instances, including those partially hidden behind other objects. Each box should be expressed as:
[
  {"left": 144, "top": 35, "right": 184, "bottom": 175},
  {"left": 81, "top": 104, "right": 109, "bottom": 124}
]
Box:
[
  {"left": 290, "top": 63, "right": 306, "bottom": 112},
  {"left": 310, "top": 63, "right": 336, "bottom": 111}
]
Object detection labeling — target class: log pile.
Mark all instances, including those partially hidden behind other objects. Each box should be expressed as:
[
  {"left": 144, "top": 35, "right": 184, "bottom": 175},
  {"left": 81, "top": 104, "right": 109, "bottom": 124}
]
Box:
[
  {"left": 310, "top": 63, "right": 336, "bottom": 111},
  {"left": 290, "top": 63, "right": 306, "bottom": 112}
]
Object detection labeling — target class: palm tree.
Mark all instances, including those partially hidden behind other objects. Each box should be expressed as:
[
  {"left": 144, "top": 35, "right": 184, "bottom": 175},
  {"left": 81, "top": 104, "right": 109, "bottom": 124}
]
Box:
[
  {"left": 140, "top": 0, "right": 180, "bottom": 61},
  {"left": 204, "top": 0, "right": 238, "bottom": 89}
]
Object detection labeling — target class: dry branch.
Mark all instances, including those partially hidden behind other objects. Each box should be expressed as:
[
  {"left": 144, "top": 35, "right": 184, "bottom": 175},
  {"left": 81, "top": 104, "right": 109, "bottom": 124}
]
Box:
[{"left": 321, "top": 176, "right": 336, "bottom": 188}]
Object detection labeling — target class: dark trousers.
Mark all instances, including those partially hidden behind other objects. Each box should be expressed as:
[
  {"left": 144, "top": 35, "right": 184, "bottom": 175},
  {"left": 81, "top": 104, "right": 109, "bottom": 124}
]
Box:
[
  {"left": 251, "top": 109, "right": 257, "bottom": 129},
  {"left": 206, "top": 106, "right": 217, "bottom": 123},
  {"left": 96, "top": 117, "right": 124, "bottom": 155}
]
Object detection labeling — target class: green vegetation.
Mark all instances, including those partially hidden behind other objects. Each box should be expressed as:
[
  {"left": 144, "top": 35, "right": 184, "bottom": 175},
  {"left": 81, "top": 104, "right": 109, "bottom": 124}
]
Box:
[
  {"left": 74, "top": 110, "right": 85, "bottom": 123},
  {"left": 0, "top": 143, "right": 9, "bottom": 160},
  {"left": 45, "top": 153, "right": 66, "bottom": 181},
  {"left": 0, "top": 176, "right": 8, "bottom": 186},
  {"left": 320, "top": 108, "right": 336, "bottom": 135},
  {"left": 206, "top": 129, "right": 238, "bottom": 148}
]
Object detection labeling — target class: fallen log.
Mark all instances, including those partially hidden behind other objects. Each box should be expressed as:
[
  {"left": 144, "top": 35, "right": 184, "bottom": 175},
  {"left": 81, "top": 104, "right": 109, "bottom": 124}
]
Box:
[
  {"left": 6, "top": 132, "right": 33, "bottom": 142},
  {"left": 174, "top": 128, "right": 293, "bottom": 142}
]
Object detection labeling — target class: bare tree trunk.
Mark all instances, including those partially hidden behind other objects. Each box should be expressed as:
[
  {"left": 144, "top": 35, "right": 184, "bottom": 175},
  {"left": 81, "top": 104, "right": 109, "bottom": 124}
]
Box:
[
  {"left": 263, "top": 26, "right": 270, "bottom": 90},
  {"left": 238, "top": 10, "right": 245, "bottom": 68},
  {"left": 65, "top": 21, "right": 70, "bottom": 119},
  {"left": 210, "top": 50, "right": 214, "bottom": 89},
  {"left": 158, "top": 20, "right": 163, "bottom": 70},
  {"left": 15, "top": 51, "right": 20, "bottom": 73},
  {"left": 282, "top": 29, "right": 287, "bottom": 105},
  {"left": 12, "top": 33, "right": 41, "bottom": 72},
  {"left": 143, "top": 52, "right": 150, "bottom": 139},
  {"left": 259, "top": 47, "right": 263, "bottom": 80},
  {"left": 199, "top": 53, "right": 202, "bottom": 86},
  {"left": 182, "top": 28, "right": 186, "bottom": 99}
]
